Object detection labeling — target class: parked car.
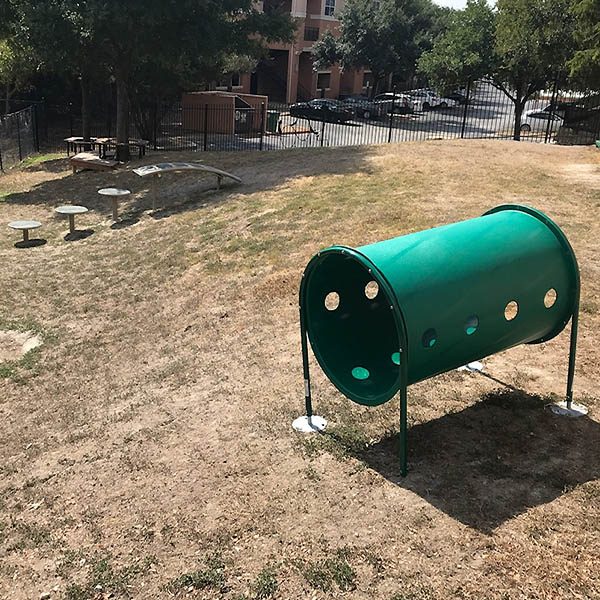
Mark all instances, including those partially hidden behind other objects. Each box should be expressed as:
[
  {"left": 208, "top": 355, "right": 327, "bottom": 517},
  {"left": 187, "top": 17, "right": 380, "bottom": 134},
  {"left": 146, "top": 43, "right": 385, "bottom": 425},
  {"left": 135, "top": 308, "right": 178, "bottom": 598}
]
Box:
[
  {"left": 442, "top": 89, "right": 469, "bottom": 104},
  {"left": 341, "top": 95, "right": 377, "bottom": 118},
  {"left": 289, "top": 99, "right": 354, "bottom": 123},
  {"left": 372, "top": 93, "right": 415, "bottom": 115},
  {"left": 520, "top": 108, "right": 564, "bottom": 133},
  {"left": 408, "top": 89, "right": 459, "bottom": 111},
  {"left": 341, "top": 94, "right": 413, "bottom": 119}
]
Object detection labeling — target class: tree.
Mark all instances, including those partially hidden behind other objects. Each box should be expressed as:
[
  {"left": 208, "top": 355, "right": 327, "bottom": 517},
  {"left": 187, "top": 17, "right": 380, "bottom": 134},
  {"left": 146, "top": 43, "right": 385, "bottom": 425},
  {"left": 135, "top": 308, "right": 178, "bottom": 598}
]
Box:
[
  {"left": 417, "top": 0, "right": 495, "bottom": 93},
  {"left": 569, "top": 0, "right": 600, "bottom": 87},
  {"left": 0, "top": 39, "right": 38, "bottom": 114},
  {"left": 12, "top": 0, "right": 294, "bottom": 160},
  {"left": 494, "top": 0, "right": 576, "bottom": 139},
  {"left": 419, "top": 0, "right": 577, "bottom": 140},
  {"left": 313, "top": 0, "right": 438, "bottom": 97}
]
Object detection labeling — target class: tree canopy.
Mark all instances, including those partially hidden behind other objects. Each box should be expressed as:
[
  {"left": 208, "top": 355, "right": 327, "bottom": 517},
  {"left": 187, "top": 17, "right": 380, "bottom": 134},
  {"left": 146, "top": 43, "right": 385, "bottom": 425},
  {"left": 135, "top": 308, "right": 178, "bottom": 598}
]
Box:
[
  {"left": 313, "top": 0, "right": 442, "bottom": 96},
  {"left": 419, "top": 0, "right": 577, "bottom": 139},
  {"left": 7, "top": 0, "right": 295, "bottom": 156},
  {"left": 569, "top": 0, "right": 600, "bottom": 87}
]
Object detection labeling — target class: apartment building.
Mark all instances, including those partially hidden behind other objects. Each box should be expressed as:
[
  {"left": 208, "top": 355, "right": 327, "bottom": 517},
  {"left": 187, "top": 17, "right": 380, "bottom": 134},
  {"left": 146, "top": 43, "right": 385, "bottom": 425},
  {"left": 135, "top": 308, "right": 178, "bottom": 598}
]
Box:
[{"left": 238, "top": 0, "right": 369, "bottom": 103}]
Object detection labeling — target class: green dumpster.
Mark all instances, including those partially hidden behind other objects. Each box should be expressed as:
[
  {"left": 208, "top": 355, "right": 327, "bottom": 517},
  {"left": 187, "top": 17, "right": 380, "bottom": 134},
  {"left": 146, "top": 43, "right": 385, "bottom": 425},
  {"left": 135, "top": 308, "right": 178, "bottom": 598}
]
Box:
[
  {"left": 266, "top": 110, "right": 280, "bottom": 133},
  {"left": 297, "top": 204, "right": 581, "bottom": 474}
]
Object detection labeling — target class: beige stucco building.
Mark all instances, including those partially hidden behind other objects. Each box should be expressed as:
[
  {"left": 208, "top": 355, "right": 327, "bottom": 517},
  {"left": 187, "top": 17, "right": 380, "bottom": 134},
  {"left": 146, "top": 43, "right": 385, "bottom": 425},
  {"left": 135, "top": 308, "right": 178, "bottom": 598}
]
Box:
[{"left": 237, "top": 0, "right": 369, "bottom": 103}]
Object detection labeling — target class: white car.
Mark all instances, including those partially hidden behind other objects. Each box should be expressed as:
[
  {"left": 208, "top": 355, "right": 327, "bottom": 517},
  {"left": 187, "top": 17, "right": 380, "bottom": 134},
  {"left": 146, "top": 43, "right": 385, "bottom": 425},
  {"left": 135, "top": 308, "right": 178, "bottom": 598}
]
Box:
[
  {"left": 409, "top": 89, "right": 458, "bottom": 111},
  {"left": 520, "top": 108, "right": 564, "bottom": 133}
]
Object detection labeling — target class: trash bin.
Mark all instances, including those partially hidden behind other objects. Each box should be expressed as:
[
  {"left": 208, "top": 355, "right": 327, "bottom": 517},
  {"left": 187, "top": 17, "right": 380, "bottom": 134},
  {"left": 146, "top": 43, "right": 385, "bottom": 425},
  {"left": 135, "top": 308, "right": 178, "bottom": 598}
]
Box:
[{"left": 267, "top": 110, "right": 280, "bottom": 133}]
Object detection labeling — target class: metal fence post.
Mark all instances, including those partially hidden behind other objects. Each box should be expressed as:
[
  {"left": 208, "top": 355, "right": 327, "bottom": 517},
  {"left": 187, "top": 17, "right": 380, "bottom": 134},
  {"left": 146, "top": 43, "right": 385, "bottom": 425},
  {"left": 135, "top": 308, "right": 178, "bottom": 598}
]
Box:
[
  {"left": 33, "top": 105, "right": 40, "bottom": 152},
  {"left": 0, "top": 145, "right": 3, "bottom": 172},
  {"left": 320, "top": 111, "right": 326, "bottom": 147},
  {"left": 259, "top": 102, "right": 265, "bottom": 151},
  {"left": 460, "top": 80, "right": 472, "bottom": 139},
  {"left": 16, "top": 110, "right": 22, "bottom": 161},
  {"left": 545, "top": 76, "right": 559, "bottom": 144},
  {"left": 203, "top": 104, "right": 208, "bottom": 152},
  {"left": 153, "top": 99, "right": 158, "bottom": 151},
  {"left": 388, "top": 86, "right": 397, "bottom": 144}
]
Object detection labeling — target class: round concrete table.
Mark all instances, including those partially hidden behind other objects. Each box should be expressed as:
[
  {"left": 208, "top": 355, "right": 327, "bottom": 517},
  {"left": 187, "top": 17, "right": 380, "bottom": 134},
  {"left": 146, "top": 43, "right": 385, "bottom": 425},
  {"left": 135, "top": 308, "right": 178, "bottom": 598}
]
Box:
[
  {"left": 55, "top": 205, "right": 88, "bottom": 234},
  {"left": 8, "top": 220, "right": 42, "bottom": 243},
  {"left": 98, "top": 188, "right": 131, "bottom": 221}
]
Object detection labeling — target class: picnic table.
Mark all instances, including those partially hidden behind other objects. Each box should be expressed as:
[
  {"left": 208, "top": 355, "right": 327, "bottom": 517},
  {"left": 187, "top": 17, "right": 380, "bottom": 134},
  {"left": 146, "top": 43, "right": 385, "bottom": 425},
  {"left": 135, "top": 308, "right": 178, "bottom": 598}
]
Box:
[
  {"left": 55, "top": 205, "right": 88, "bottom": 234},
  {"left": 95, "top": 138, "right": 149, "bottom": 160},
  {"left": 64, "top": 137, "right": 149, "bottom": 159}
]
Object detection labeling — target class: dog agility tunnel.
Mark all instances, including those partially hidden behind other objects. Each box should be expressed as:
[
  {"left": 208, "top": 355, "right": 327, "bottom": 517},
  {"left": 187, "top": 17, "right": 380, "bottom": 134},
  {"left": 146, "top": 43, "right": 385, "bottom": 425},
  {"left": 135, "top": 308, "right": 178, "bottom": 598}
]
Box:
[{"left": 298, "top": 204, "right": 580, "bottom": 473}]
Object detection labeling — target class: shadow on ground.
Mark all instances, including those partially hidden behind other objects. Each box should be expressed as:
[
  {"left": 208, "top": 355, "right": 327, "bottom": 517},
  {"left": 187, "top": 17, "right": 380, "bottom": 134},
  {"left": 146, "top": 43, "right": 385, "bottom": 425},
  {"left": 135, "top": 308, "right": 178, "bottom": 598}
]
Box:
[
  {"left": 1, "top": 147, "right": 378, "bottom": 221},
  {"left": 360, "top": 389, "right": 600, "bottom": 533}
]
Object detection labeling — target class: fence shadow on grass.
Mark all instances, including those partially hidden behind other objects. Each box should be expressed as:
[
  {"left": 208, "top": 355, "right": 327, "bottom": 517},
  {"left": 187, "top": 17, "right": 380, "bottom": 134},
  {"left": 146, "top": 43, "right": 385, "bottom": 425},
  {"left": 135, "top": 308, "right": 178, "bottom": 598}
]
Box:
[{"left": 361, "top": 388, "right": 600, "bottom": 533}]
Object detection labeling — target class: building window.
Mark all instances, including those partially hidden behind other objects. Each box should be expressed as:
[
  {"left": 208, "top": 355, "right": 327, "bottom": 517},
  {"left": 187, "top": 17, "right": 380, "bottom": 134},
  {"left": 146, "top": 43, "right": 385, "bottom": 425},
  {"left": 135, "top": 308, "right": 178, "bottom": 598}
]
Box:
[
  {"left": 216, "top": 72, "right": 241, "bottom": 90},
  {"left": 317, "top": 72, "right": 331, "bottom": 90},
  {"left": 304, "top": 26, "right": 320, "bottom": 41},
  {"left": 324, "top": 0, "right": 335, "bottom": 16},
  {"left": 362, "top": 72, "right": 373, "bottom": 89}
]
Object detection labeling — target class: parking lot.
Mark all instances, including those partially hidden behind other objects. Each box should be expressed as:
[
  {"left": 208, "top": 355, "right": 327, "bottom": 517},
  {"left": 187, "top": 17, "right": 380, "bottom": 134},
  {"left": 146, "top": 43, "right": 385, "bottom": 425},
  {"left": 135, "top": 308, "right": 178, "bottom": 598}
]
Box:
[{"left": 256, "top": 83, "right": 556, "bottom": 151}]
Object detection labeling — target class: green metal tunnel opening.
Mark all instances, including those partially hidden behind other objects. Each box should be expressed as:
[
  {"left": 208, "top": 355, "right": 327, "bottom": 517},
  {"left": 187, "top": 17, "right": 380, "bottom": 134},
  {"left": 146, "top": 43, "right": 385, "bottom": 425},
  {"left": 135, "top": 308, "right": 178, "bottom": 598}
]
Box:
[{"left": 301, "top": 249, "right": 405, "bottom": 407}]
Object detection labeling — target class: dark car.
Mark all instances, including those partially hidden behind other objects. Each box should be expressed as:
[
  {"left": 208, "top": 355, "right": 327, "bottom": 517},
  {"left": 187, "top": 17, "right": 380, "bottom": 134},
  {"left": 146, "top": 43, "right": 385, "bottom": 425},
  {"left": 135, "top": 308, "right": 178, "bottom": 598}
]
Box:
[{"left": 289, "top": 99, "right": 354, "bottom": 123}]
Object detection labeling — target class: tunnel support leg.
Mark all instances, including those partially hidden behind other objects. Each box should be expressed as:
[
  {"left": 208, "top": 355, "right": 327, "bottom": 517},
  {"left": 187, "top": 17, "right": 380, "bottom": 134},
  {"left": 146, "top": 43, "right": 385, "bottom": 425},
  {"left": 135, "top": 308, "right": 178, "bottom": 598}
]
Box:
[
  {"left": 399, "top": 382, "right": 408, "bottom": 477},
  {"left": 548, "top": 308, "right": 588, "bottom": 417},
  {"left": 292, "top": 306, "right": 327, "bottom": 433}
]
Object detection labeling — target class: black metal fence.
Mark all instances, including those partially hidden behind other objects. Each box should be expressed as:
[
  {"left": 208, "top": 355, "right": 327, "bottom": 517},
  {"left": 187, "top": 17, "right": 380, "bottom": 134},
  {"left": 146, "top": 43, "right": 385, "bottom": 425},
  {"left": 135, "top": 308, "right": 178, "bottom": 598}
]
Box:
[
  {"left": 0, "top": 106, "right": 39, "bottom": 170},
  {"left": 3, "top": 80, "right": 599, "bottom": 167}
]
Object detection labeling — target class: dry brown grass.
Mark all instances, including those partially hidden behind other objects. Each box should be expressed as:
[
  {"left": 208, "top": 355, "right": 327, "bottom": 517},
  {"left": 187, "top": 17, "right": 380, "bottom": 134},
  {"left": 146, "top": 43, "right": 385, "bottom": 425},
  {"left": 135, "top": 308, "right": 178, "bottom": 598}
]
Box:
[{"left": 0, "top": 140, "right": 599, "bottom": 599}]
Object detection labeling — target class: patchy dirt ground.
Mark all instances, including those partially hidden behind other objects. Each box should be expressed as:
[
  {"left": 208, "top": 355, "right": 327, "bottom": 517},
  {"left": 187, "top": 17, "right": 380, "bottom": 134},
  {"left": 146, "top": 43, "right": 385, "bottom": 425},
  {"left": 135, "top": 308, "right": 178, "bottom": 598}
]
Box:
[{"left": 0, "top": 140, "right": 599, "bottom": 600}]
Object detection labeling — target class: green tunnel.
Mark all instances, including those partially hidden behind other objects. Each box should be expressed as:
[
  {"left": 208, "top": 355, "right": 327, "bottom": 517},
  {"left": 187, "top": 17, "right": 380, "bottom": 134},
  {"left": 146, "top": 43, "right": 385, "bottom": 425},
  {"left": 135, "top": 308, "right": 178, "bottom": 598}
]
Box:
[{"left": 300, "top": 205, "right": 579, "bottom": 407}]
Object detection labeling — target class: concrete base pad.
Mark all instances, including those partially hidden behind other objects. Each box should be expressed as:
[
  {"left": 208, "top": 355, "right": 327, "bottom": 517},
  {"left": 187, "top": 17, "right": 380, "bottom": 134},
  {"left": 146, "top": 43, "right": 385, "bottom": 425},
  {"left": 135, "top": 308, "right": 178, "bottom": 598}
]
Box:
[
  {"left": 457, "top": 361, "right": 484, "bottom": 373},
  {"left": 292, "top": 415, "right": 327, "bottom": 433},
  {"left": 547, "top": 401, "right": 589, "bottom": 418}
]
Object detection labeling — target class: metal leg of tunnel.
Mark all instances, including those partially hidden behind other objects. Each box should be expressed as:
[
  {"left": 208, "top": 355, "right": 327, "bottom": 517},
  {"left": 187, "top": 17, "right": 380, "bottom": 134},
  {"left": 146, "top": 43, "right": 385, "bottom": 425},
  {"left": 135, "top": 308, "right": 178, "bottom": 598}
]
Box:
[
  {"left": 399, "top": 382, "right": 408, "bottom": 477},
  {"left": 548, "top": 308, "right": 588, "bottom": 417},
  {"left": 292, "top": 307, "right": 327, "bottom": 434}
]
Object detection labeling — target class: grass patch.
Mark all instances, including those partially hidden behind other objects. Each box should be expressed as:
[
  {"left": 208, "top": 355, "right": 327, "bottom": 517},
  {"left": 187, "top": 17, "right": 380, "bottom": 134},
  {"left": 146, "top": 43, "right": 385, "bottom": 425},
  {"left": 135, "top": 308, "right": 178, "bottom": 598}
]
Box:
[
  {"left": 252, "top": 566, "right": 278, "bottom": 599},
  {"left": 295, "top": 422, "right": 370, "bottom": 461},
  {"left": 300, "top": 549, "right": 357, "bottom": 592},
  {"left": 64, "top": 554, "right": 157, "bottom": 600},
  {"left": 19, "top": 152, "right": 64, "bottom": 169},
  {"left": 165, "top": 552, "right": 227, "bottom": 594}
]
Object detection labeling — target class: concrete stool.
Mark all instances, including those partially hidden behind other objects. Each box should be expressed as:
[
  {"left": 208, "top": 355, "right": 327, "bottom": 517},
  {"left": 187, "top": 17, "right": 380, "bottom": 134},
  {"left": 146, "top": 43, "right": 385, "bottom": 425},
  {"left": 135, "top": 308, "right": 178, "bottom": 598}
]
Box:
[
  {"left": 8, "top": 220, "right": 42, "bottom": 245},
  {"left": 98, "top": 188, "right": 131, "bottom": 222},
  {"left": 55, "top": 205, "right": 89, "bottom": 234}
]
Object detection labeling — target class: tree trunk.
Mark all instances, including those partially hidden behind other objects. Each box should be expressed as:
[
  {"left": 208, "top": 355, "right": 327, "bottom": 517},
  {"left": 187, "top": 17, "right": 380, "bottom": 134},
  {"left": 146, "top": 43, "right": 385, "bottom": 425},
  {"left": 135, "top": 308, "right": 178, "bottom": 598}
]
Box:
[
  {"left": 512, "top": 83, "right": 526, "bottom": 142},
  {"left": 512, "top": 98, "right": 526, "bottom": 141},
  {"left": 115, "top": 71, "right": 130, "bottom": 162},
  {"left": 80, "top": 74, "right": 92, "bottom": 147}
]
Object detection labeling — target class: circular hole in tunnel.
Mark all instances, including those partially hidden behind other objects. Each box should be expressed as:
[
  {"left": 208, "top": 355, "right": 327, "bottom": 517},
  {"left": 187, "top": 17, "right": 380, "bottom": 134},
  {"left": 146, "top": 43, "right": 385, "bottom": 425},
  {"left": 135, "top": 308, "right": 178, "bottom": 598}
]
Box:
[
  {"left": 391, "top": 352, "right": 401, "bottom": 365},
  {"left": 544, "top": 288, "right": 557, "bottom": 308},
  {"left": 324, "top": 291, "right": 340, "bottom": 311},
  {"left": 464, "top": 315, "right": 479, "bottom": 335},
  {"left": 365, "top": 280, "right": 379, "bottom": 300},
  {"left": 352, "top": 366, "right": 370, "bottom": 380},
  {"left": 504, "top": 300, "right": 519, "bottom": 321},
  {"left": 422, "top": 328, "right": 437, "bottom": 348}
]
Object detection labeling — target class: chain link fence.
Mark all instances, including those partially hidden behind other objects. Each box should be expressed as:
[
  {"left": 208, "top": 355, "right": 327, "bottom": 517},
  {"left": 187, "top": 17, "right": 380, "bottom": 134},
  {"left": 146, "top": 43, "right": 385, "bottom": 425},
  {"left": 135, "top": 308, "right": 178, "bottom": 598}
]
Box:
[{"left": 0, "top": 106, "right": 39, "bottom": 171}]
